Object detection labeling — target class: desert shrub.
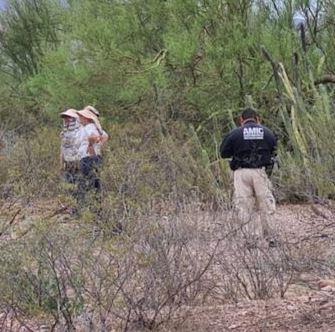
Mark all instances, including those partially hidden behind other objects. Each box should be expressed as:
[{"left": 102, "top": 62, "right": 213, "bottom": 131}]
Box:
[
  {"left": 108, "top": 210, "right": 215, "bottom": 330},
  {"left": 0, "top": 219, "right": 87, "bottom": 331},
  {"left": 214, "top": 227, "right": 296, "bottom": 301},
  {"left": 271, "top": 65, "right": 335, "bottom": 202},
  {"left": 99, "top": 120, "right": 227, "bottom": 222},
  {"left": 1, "top": 187, "right": 334, "bottom": 330},
  {"left": 0, "top": 199, "right": 216, "bottom": 331},
  {"left": 1, "top": 0, "right": 335, "bottom": 206},
  {"left": 211, "top": 214, "right": 328, "bottom": 302},
  {"left": 77, "top": 201, "right": 217, "bottom": 331},
  {"left": 2, "top": 118, "right": 230, "bottom": 209},
  {"left": 5, "top": 127, "right": 61, "bottom": 199}
]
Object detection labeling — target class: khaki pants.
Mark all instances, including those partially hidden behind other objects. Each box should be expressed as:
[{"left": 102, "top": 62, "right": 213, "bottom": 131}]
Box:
[{"left": 233, "top": 168, "right": 276, "bottom": 238}]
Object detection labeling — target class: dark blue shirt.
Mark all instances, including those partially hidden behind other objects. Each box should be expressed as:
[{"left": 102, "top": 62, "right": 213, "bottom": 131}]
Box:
[{"left": 220, "top": 120, "right": 277, "bottom": 170}]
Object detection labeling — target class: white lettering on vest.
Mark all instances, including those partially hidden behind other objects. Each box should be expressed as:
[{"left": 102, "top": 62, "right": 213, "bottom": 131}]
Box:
[{"left": 243, "top": 127, "right": 264, "bottom": 140}]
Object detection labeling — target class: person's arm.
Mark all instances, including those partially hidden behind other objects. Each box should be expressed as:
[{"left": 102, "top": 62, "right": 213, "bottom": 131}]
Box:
[
  {"left": 87, "top": 136, "right": 97, "bottom": 156},
  {"left": 87, "top": 144, "right": 96, "bottom": 156},
  {"left": 88, "top": 135, "right": 101, "bottom": 144},
  {"left": 88, "top": 130, "right": 108, "bottom": 144},
  {"left": 83, "top": 125, "right": 98, "bottom": 156}
]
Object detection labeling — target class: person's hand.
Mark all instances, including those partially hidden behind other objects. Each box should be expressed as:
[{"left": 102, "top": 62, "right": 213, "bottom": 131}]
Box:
[
  {"left": 100, "top": 134, "right": 108, "bottom": 145},
  {"left": 88, "top": 135, "right": 101, "bottom": 144},
  {"left": 87, "top": 144, "right": 96, "bottom": 156}
]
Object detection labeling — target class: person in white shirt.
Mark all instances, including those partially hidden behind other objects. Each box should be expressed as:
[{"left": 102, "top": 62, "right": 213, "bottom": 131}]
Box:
[
  {"left": 59, "top": 108, "right": 82, "bottom": 184},
  {"left": 83, "top": 105, "right": 110, "bottom": 150},
  {"left": 77, "top": 109, "right": 108, "bottom": 195}
]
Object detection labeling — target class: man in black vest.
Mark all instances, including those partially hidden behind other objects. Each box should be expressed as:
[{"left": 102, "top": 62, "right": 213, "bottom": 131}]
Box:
[{"left": 220, "top": 108, "right": 277, "bottom": 246}]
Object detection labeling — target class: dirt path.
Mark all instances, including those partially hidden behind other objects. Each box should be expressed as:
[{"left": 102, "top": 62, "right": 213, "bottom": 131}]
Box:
[{"left": 165, "top": 203, "right": 335, "bottom": 332}]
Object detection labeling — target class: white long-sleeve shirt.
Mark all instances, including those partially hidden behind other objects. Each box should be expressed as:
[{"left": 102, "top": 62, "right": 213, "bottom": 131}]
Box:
[{"left": 79, "top": 123, "right": 108, "bottom": 158}]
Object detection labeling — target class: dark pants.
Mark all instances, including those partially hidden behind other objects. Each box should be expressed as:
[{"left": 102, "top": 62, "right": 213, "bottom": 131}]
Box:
[
  {"left": 78, "top": 156, "right": 102, "bottom": 211},
  {"left": 64, "top": 165, "right": 80, "bottom": 184},
  {"left": 80, "top": 156, "right": 102, "bottom": 190},
  {"left": 63, "top": 161, "right": 80, "bottom": 200}
]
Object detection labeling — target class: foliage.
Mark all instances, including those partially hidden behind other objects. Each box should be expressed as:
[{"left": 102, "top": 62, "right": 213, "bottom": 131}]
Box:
[
  {"left": 2, "top": 2, "right": 335, "bottom": 331},
  {"left": 4, "top": 127, "right": 60, "bottom": 199},
  {"left": 0, "top": 0, "right": 61, "bottom": 79},
  {"left": 0, "top": 201, "right": 216, "bottom": 330},
  {"left": 0, "top": 0, "right": 334, "bottom": 202},
  {"left": 1, "top": 1, "right": 335, "bottom": 330}
]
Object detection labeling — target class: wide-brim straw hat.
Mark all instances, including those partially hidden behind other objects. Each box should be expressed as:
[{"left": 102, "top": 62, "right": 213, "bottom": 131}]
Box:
[
  {"left": 84, "top": 105, "right": 99, "bottom": 117},
  {"left": 77, "top": 109, "right": 102, "bottom": 133},
  {"left": 60, "top": 108, "right": 79, "bottom": 119}
]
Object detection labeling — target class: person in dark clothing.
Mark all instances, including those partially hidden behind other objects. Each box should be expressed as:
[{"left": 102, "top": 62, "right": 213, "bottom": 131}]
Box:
[
  {"left": 220, "top": 108, "right": 277, "bottom": 171},
  {"left": 220, "top": 108, "right": 277, "bottom": 246}
]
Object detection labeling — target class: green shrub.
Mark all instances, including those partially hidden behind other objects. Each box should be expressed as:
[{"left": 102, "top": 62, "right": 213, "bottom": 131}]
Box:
[
  {"left": 100, "top": 120, "right": 226, "bottom": 221},
  {"left": 5, "top": 127, "right": 60, "bottom": 199}
]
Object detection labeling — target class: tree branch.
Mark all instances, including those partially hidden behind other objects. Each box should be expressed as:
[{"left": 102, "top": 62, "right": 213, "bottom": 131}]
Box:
[{"left": 314, "top": 74, "right": 335, "bottom": 85}]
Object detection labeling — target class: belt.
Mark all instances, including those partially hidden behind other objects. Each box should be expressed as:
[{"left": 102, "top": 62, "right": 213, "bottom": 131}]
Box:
[{"left": 237, "top": 166, "right": 265, "bottom": 170}]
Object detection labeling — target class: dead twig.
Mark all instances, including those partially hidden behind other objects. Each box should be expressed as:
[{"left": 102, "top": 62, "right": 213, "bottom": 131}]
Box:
[
  {"left": 261, "top": 46, "right": 284, "bottom": 105},
  {"left": 0, "top": 208, "right": 21, "bottom": 238}
]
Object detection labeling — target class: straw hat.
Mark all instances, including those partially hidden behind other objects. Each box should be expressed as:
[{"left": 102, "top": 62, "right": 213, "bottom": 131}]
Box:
[
  {"left": 60, "top": 108, "right": 79, "bottom": 119},
  {"left": 77, "top": 109, "right": 102, "bottom": 133},
  {"left": 84, "top": 105, "right": 99, "bottom": 117}
]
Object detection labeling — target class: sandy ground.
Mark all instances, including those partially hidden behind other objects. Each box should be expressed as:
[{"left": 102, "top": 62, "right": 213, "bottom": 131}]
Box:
[
  {"left": 164, "top": 202, "right": 335, "bottom": 332},
  {"left": 1, "top": 200, "right": 335, "bottom": 331}
]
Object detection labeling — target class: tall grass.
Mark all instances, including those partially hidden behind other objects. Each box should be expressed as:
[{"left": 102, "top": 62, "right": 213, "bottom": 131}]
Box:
[{"left": 274, "top": 63, "right": 335, "bottom": 201}]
